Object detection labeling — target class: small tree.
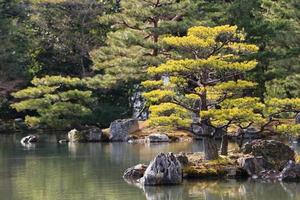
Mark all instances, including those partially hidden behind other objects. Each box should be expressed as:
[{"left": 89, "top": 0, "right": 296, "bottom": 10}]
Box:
[
  {"left": 10, "top": 75, "right": 106, "bottom": 129},
  {"left": 142, "top": 25, "right": 300, "bottom": 160}
]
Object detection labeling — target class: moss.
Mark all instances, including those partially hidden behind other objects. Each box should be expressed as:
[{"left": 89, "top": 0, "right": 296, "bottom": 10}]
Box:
[
  {"left": 183, "top": 154, "right": 237, "bottom": 179},
  {"left": 183, "top": 165, "right": 227, "bottom": 179}
]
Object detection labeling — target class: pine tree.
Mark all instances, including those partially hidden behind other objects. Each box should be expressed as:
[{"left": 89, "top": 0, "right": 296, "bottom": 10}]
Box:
[
  {"left": 142, "top": 25, "right": 300, "bottom": 160},
  {"left": 11, "top": 76, "right": 97, "bottom": 129},
  {"left": 90, "top": 0, "right": 200, "bottom": 115}
]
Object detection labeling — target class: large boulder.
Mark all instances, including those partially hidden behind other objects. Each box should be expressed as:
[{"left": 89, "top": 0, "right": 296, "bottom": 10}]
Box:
[
  {"left": 123, "top": 164, "right": 148, "bottom": 181},
  {"left": 279, "top": 160, "right": 300, "bottom": 181},
  {"left": 237, "top": 155, "right": 274, "bottom": 177},
  {"left": 109, "top": 119, "right": 139, "bottom": 142},
  {"left": 145, "top": 133, "right": 169, "bottom": 143},
  {"left": 82, "top": 127, "right": 103, "bottom": 142},
  {"left": 68, "top": 127, "right": 103, "bottom": 142},
  {"left": 241, "top": 139, "right": 295, "bottom": 169},
  {"left": 20, "top": 135, "right": 38, "bottom": 144},
  {"left": 68, "top": 129, "right": 86, "bottom": 142},
  {"left": 140, "top": 153, "right": 182, "bottom": 185}
]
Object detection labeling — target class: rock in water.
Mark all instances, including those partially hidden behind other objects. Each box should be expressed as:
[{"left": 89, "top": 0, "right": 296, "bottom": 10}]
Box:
[
  {"left": 140, "top": 153, "right": 182, "bottom": 185},
  {"left": 82, "top": 127, "right": 103, "bottom": 142},
  {"left": 68, "top": 129, "right": 87, "bottom": 142},
  {"left": 145, "top": 133, "right": 169, "bottom": 143},
  {"left": 20, "top": 135, "right": 38, "bottom": 144},
  {"left": 67, "top": 127, "right": 103, "bottom": 142},
  {"left": 279, "top": 160, "right": 300, "bottom": 181},
  {"left": 241, "top": 139, "right": 295, "bottom": 169},
  {"left": 237, "top": 155, "right": 274, "bottom": 177},
  {"left": 123, "top": 164, "right": 148, "bottom": 181},
  {"left": 109, "top": 119, "right": 139, "bottom": 142}
]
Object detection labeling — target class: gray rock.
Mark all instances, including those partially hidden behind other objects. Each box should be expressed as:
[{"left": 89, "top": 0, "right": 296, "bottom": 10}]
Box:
[
  {"left": 175, "top": 153, "right": 189, "bottom": 166},
  {"left": 140, "top": 152, "right": 182, "bottom": 185},
  {"left": 20, "top": 135, "right": 38, "bottom": 144},
  {"left": 238, "top": 155, "right": 274, "bottom": 177},
  {"left": 145, "top": 133, "right": 169, "bottom": 143},
  {"left": 259, "top": 170, "right": 280, "bottom": 180},
  {"left": 123, "top": 164, "right": 148, "bottom": 181},
  {"left": 109, "top": 119, "right": 139, "bottom": 142},
  {"left": 296, "top": 113, "right": 300, "bottom": 124},
  {"left": 67, "top": 129, "right": 87, "bottom": 142},
  {"left": 279, "top": 160, "right": 300, "bottom": 181},
  {"left": 68, "top": 127, "right": 103, "bottom": 142},
  {"left": 82, "top": 127, "right": 103, "bottom": 142},
  {"left": 241, "top": 139, "right": 295, "bottom": 170}
]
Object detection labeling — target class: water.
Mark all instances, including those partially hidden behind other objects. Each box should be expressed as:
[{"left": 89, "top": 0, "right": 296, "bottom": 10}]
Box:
[{"left": 1, "top": 134, "right": 300, "bottom": 200}]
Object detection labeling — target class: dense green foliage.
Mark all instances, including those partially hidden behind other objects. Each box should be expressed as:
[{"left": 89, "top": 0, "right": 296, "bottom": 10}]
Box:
[{"left": 0, "top": 0, "right": 299, "bottom": 132}]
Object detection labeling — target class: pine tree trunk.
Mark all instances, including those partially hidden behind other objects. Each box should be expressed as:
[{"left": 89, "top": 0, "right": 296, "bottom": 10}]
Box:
[
  {"left": 220, "top": 134, "right": 228, "bottom": 156},
  {"left": 203, "top": 137, "right": 218, "bottom": 160}
]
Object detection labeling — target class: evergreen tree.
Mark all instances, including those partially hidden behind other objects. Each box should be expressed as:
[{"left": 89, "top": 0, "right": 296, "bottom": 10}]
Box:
[
  {"left": 228, "top": 0, "right": 300, "bottom": 98},
  {"left": 90, "top": 0, "right": 200, "bottom": 116},
  {"left": 11, "top": 76, "right": 94, "bottom": 128},
  {"left": 142, "top": 25, "right": 300, "bottom": 160}
]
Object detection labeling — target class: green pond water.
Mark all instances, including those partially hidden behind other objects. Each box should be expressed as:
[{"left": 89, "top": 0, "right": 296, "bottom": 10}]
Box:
[{"left": 1, "top": 134, "right": 300, "bottom": 200}]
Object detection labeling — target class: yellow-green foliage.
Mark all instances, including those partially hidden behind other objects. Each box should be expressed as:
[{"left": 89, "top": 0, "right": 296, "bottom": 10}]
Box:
[
  {"left": 211, "top": 80, "right": 257, "bottom": 92},
  {"left": 221, "top": 97, "right": 265, "bottom": 110},
  {"left": 275, "top": 124, "right": 300, "bottom": 135},
  {"left": 265, "top": 98, "right": 300, "bottom": 114},
  {"left": 148, "top": 103, "right": 192, "bottom": 128},
  {"left": 143, "top": 25, "right": 260, "bottom": 129},
  {"left": 201, "top": 108, "right": 265, "bottom": 127},
  {"left": 143, "top": 25, "right": 300, "bottom": 132},
  {"left": 11, "top": 76, "right": 94, "bottom": 128},
  {"left": 143, "top": 89, "right": 175, "bottom": 103}
]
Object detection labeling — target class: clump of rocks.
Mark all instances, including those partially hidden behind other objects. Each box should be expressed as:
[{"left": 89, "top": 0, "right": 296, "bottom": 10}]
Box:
[{"left": 123, "top": 139, "right": 300, "bottom": 186}]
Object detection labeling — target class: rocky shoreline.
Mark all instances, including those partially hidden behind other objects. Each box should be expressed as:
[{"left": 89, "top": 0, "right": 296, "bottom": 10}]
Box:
[{"left": 123, "top": 139, "right": 300, "bottom": 187}]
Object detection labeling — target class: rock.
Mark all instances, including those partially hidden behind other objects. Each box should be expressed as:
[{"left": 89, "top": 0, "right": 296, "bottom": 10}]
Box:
[
  {"left": 123, "top": 164, "right": 148, "bottom": 181},
  {"left": 67, "top": 129, "right": 87, "bottom": 142},
  {"left": 175, "top": 153, "right": 189, "bottom": 166},
  {"left": 259, "top": 170, "right": 280, "bottom": 180},
  {"left": 237, "top": 155, "right": 274, "bottom": 177},
  {"left": 279, "top": 160, "right": 300, "bottom": 181},
  {"left": 140, "top": 152, "right": 182, "bottom": 185},
  {"left": 82, "top": 127, "right": 103, "bottom": 142},
  {"left": 20, "top": 135, "right": 38, "bottom": 144},
  {"left": 145, "top": 133, "right": 169, "bottom": 143},
  {"left": 67, "top": 127, "right": 103, "bottom": 142},
  {"left": 225, "top": 167, "right": 248, "bottom": 179},
  {"left": 241, "top": 139, "right": 295, "bottom": 169},
  {"left": 58, "top": 139, "right": 68, "bottom": 144},
  {"left": 191, "top": 124, "right": 203, "bottom": 139},
  {"left": 296, "top": 113, "right": 300, "bottom": 124},
  {"left": 109, "top": 119, "right": 139, "bottom": 142}
]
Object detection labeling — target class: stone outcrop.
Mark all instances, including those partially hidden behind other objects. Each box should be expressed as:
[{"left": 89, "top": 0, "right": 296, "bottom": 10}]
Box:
[
  {"left": 67, "top": 127, "right": 103, "bottom": 142},
  {"left": 241, "top": 139, "right": 295, "bottom": 169},
  {"left": 123, "top": 164, "right": 148, "bottom": 181},
  {"left": 140, "top": 153, "right": 182, "bottom": 185},
  {"left": 109, "top": 119, "right": 139, "bottom": 142},
  {"left": 20, "top": 135, "right": 38, "bottom": 144},
  {"left": 175, "top": 153, "right": 189, "bottom": 166},
  {"left": 237, "top": 155, "right": 274, "bottom": 178},
  {"left": 145, "top": 133, "right": 169, "bottom": 143},
  {"left": 279, "top": 160, "right": 300, "bottom": 181}
]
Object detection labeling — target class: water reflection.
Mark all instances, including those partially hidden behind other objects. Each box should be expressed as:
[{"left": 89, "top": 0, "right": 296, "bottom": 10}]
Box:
[{"left": 0, "top": 134, "right": 300, "bottom": 200}]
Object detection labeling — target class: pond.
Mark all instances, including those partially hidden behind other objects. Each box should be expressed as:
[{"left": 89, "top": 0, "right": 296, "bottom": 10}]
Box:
[{"left": 0, "top": 134, "right": 300, "bottom": 200}]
